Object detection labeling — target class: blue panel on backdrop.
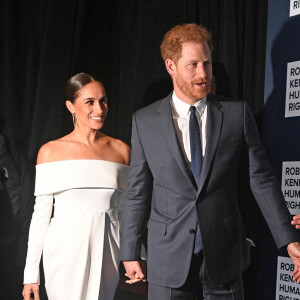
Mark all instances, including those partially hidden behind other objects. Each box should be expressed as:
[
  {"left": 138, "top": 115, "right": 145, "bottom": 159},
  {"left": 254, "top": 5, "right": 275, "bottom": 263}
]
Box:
[{"left": 258, "top": 0, "right": 300, "bottom": 298}]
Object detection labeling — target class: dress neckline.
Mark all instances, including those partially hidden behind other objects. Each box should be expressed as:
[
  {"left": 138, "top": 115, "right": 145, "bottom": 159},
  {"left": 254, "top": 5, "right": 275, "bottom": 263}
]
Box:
[{"left": 36, "top": 159, "right": 129, "bottom": 168}]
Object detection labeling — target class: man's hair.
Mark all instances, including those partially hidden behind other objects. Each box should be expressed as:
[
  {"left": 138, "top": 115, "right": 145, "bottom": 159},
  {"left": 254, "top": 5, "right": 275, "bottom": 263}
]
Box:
[{"left": 160, "top": 23, "right": 213, "bottom": 62}]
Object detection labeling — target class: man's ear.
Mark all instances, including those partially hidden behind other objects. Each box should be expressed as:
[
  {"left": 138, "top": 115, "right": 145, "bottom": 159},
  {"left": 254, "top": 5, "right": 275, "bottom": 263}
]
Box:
[
  {"left": 165, "top": 58, "right": 177, "bottom": 76},
  {"left": 65, "top": 100, "right": 75, "bottom": 114}
]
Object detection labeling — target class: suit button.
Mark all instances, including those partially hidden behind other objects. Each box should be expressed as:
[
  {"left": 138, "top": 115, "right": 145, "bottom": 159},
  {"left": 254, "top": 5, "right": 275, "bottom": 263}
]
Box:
[{"left": 189, "top": 229, "right": 196, "bottom": 235}]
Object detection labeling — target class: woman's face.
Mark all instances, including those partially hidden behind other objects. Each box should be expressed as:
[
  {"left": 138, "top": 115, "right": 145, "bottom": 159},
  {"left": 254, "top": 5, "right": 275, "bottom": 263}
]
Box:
[{"left": 67, "top": 81, "right": 108, "bottom": 130}]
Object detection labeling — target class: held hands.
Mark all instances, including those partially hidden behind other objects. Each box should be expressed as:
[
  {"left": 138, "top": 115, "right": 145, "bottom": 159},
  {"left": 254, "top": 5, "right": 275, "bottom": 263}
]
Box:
[
  {"left": 287, "top": 242, "right": 300, "bottom": 283},
  {"left": 289, "top": 215, "right": 300, "bottom": 282},
  {"left": 123, "top": 260, "right": 147, "bottom": 284},
  {"left": 22, "top": 283, "right": 39, "bottom": 300},
  {"left": 291, "top": 215, "right": 300, "bottom": 229}
]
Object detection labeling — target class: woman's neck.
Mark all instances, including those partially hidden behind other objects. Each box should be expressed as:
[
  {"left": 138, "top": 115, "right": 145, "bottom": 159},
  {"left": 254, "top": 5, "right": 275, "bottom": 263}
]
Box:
[{"left": 71, "top": 127, "right": 103, "bottom": 146}]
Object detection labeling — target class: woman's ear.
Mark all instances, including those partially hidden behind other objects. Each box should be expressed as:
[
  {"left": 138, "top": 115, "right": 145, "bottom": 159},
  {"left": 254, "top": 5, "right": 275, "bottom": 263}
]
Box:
[{"left": 65, "top": 100, "right": 74, "bottom": 114}]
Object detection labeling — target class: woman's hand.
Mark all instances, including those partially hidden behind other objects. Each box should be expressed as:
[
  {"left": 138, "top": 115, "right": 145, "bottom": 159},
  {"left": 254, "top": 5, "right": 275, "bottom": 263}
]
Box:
[
  {"left": 123, "top": 260, "right": 147, "bottom": 284},
  {"left": 22, "top": 283, "right": 39, "bottom": 300}
]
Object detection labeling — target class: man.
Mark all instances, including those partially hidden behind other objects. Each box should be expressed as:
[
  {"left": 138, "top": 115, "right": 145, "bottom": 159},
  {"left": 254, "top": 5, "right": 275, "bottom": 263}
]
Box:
[
  {"left": 120, "top": 24, "right": 300, "bottom": 299},
  {"left": 0, "top": 134, "right": 20, "bottom": 246},
  {"left": 0, "top": 135, "right": 22, "bottom": 299}
]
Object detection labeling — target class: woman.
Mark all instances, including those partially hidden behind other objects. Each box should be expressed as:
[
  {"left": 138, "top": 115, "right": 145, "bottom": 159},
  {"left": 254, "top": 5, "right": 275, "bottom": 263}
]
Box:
[{"left": 22, "top": 73, "right": 130, "bottom": 300}]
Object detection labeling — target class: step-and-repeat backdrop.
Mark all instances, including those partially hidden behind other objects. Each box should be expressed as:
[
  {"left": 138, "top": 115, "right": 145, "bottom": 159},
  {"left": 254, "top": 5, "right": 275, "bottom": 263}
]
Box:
[{"left": 262, "top": 0, "right": 300, "bottom": 299}]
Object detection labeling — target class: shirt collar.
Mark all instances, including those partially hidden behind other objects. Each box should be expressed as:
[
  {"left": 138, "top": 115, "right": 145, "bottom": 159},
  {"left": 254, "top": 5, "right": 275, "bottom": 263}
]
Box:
[{"left": 172, "top": 91, "right": 207, "bottom": 117}]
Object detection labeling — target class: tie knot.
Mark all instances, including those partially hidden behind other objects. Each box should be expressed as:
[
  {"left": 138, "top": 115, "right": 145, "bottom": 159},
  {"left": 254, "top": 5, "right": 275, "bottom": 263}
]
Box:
[{"left": 190, "top": 106, "right": 196, "bottom": 114}]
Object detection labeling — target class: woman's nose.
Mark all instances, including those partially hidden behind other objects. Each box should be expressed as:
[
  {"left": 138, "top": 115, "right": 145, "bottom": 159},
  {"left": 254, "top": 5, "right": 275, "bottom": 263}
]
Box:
[{"left": 94, "top": 102, "right": 103, "bottom": 112}]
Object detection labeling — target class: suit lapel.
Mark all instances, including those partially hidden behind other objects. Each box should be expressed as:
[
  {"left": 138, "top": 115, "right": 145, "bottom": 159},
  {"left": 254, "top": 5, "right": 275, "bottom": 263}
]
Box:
[
  {"left": 156, "top": 95, "right": 196, "bottom": 188},
  {"left": 197, "top": 95, "right": 223, "bottom": 195}
]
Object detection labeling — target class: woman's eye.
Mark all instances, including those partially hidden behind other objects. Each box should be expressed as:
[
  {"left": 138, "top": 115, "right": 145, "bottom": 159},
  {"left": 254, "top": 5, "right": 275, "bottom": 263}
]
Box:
[{"left": 100, "top": 96, "right": 108, "bottom": 104}]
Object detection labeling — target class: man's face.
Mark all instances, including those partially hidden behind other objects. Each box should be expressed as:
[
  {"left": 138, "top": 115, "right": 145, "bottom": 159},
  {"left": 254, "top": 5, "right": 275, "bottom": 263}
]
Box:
[{"left": 167, "top": 41, "right": 212, "bottom": 104}]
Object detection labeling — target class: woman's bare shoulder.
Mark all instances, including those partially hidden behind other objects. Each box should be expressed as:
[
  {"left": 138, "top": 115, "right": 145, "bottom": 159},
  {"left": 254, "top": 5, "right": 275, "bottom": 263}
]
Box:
[
  {"left": 36, "top": 135, "right": 73, "bottom": 164},
  {"left": 104, "top": 135, "right": 130, "bottom": 165},
  {"left": 36, "top": 141, "right": 56, "bottom": 164},
  {"left": 112, "top": 137, "right": 130, "bottom": 151}
]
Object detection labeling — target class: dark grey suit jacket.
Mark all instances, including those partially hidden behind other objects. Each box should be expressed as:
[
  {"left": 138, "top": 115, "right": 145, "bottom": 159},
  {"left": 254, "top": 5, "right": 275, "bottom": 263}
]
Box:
[{"left": 120, "top": 93, "right": 299, "bottom": 287}]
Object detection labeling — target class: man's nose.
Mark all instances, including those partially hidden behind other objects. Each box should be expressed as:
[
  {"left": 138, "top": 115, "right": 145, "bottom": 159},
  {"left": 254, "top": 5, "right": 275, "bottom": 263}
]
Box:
[{"left": 196, "top": 64, "right": 207, "bottom": 77}]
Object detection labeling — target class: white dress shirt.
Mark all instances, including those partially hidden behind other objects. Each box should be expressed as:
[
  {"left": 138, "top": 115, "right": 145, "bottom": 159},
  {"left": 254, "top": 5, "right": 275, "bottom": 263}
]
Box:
[{"left": 171, "top": 91, "right": 207, "bottom": 170}]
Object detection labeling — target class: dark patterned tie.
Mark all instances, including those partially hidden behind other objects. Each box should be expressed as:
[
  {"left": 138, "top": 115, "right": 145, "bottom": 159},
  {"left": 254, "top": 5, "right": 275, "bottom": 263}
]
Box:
[{"left": 189, "top": 105, "right": 203, "bottom": 254}]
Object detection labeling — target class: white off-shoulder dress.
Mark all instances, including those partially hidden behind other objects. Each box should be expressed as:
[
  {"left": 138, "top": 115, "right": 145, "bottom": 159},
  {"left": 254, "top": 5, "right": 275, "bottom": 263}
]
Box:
[{"left": 23, "top": 160, "right": 128, "bottom": 300}]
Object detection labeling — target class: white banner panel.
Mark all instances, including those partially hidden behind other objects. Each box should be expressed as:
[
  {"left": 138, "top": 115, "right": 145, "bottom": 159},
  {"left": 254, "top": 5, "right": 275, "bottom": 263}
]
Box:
[
  {"left": 285, "top": 61, "right": 300, "bottom": 118},
  {"left": 290, "top": 0, "right": 300, "bottom": 16},
  {"left": 282, "top": 161, "right": 300, "bottom": 214},
  {"left": 276, "top": 256, "right": 300, "bottom": 299}
]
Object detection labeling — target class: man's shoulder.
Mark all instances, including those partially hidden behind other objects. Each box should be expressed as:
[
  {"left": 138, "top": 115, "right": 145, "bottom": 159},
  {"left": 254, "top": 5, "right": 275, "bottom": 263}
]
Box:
[
  {"left": 208, "top": 93, "right": 243, "bottom": 105},
  {"left": 207, "top": 93, "right": 245, "bottom": 113},
  {"left": 135, "top": 93, "right": 171, "bottom": 116}
]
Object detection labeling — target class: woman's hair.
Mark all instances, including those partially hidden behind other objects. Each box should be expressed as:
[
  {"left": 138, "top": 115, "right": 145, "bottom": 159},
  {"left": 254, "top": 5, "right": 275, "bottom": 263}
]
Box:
[
  {"left": 160, "top": 23, "right": 213, "bottom": 63},
  {"left": 65, "top": 72, "right": 96, "bottom": 103}
]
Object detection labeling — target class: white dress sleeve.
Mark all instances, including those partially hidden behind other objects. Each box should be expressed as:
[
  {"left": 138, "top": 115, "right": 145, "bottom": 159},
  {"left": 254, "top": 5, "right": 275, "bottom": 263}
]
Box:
[{"left": 23, "top": 194, "right": 53, "bottom": 284}]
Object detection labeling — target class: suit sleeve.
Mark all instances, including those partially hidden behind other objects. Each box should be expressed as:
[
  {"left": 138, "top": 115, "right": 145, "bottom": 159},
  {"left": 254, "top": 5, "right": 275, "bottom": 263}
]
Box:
[
  {"left": 120, "top": 112, "right": 153, "bottom": 261},
  {"left": 244, "top": 101, "right": 300, "bottom": 248}
]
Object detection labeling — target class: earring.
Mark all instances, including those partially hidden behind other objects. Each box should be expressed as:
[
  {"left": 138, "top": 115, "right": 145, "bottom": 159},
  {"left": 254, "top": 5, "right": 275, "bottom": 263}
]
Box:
[{"left": 72, "top": 113, "right": 76, "bottom": 128}]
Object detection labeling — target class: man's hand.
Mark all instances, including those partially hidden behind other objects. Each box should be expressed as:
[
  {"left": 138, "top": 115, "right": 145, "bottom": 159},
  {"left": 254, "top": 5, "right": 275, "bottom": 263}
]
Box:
[
  {"left": 291, "top": 215, "right": 300, "bottom": 229},
  {"left": 123, "top": 260, "right": 147, "bottom": 284},
  {"left": 22, "top": 283, "right": 40, "bottom": 300},
  {"left": 287, "top": 242, "right": 300, "bottom": 283}
]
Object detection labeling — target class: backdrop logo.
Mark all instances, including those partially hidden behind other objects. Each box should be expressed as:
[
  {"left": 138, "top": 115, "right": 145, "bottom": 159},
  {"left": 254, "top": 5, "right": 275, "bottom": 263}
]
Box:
[
  {"left": 282, "top": 161, "right": 300, "bottom": 215},
  {"left": 290, "top": 0, "right": 300, "bottom": 16},
  {"left": 285, "top": 61, "right": 300, "bottom": 118},
  {"left": 276, "top": 256, "right": 300, "bottom": 299}
]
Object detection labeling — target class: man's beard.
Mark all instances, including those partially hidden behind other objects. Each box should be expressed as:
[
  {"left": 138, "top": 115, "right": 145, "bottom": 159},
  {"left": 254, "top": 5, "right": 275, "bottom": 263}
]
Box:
[{"left": 175, "top": 74, "right": 210, "bottom": 101}]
